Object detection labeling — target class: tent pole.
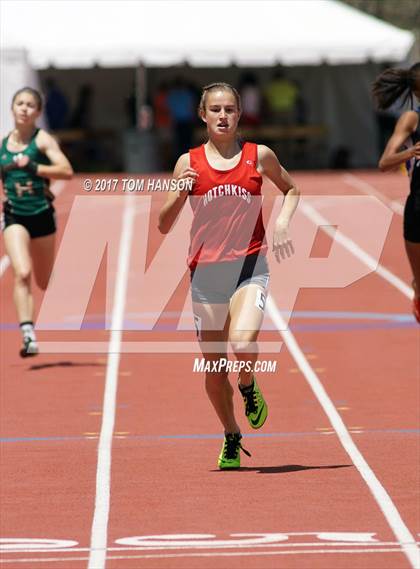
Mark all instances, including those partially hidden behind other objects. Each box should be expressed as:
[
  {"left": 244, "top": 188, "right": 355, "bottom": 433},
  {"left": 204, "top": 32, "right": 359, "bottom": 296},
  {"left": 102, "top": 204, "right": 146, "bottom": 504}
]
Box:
[{"left": 135, "top": 62, "right": 148, "bottom": 130}]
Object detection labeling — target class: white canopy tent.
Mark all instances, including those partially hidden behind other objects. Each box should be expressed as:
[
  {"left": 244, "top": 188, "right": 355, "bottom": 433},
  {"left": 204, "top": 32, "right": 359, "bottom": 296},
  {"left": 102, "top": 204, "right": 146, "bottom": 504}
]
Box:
[
  {"left": 0, "top": 0, "right": 415, "bottom": 167},
  {"left": 0, "top": 0, "right": 414, "bottom": 68},
  {"left": 0, "top": 0, "right": 414, "bottom": 69}
]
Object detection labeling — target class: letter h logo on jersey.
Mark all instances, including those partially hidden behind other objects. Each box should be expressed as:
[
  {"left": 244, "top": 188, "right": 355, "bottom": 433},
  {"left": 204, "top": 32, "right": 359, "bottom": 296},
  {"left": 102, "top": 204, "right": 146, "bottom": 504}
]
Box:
[{"left": 15, "top": 181, "right": 34, "bottom": 197}]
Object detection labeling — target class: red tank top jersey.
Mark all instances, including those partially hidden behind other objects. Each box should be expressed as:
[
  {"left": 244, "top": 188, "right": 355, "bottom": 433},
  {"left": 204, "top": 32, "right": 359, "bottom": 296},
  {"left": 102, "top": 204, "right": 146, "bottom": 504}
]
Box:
[{"left": 188, "top": 142, "right": 267, "bottom": 268}]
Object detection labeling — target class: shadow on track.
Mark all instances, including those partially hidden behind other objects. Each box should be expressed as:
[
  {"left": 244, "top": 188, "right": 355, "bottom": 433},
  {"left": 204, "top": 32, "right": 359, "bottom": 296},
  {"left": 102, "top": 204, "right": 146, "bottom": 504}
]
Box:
[
  {"left": 27, "top": 361, "right": 105, "bottom": 371},
  {"left": 212, "top": 464, "right": 352, "bottom": 474}
]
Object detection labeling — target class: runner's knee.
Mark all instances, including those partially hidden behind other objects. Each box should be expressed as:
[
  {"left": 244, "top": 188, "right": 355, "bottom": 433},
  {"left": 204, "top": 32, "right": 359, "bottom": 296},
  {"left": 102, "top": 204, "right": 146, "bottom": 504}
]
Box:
[
  {"left": 14, "top": 266, "right": 31, "bottom": 285},
  {"left": 230, "top": 335, "right": 257, "bottom": 356}
]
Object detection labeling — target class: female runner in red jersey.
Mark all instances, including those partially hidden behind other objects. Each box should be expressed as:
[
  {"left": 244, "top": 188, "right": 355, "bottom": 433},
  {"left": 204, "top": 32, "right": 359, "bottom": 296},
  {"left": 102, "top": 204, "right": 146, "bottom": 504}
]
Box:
[{"left": 159, "top": 83, "right": 299, "bottom": 468}]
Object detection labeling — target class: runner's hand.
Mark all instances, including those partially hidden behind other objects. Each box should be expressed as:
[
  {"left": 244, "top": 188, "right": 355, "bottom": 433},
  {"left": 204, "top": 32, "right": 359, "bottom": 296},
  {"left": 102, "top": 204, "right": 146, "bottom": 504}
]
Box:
[
  {"left": 273, "top": 222, "right": 294, "bottom": 263},
  {"left": 176, "top": 167, "right": 198, "bottom": 192},
  {"left": 411, "top": 142, "right": 420, "bottom": 159},
  {"left": 13, "top": 153, "right": 30, "bottom": 168}
]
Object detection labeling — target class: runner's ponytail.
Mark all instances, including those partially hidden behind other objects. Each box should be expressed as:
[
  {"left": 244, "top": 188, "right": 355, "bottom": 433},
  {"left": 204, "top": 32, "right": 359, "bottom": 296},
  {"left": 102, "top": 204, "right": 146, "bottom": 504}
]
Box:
[{"left": 372, "top": 62, "right": 420, "bottom": 110}]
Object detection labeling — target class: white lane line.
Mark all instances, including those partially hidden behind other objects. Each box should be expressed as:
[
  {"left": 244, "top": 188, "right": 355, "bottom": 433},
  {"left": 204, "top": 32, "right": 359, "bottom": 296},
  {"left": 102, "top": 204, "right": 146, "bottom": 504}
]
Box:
[
  {"left": 3, "top": 540, "right": 418, "bottom": 553},
  {"left": 36, "top": 341, "right": 281, "bottom": 354},
  {"left": 87, "top": 196, "right": 136, "bottom": 569},
  {"left": 0, "top": 255, "right": 10, "bottom": 277},
  {"left": 342, "top": 173, "right": 405, "bottom": 216},
  {"left": 50, "top": 180, "right": 67, "bottom": 198},
  {"left": 267, "top": 295, "right": 420, "bottom": 569},
  {"left": 0, "top": 180, "right": 67, "bottom": 278},
  {"left": 0, "top": 548, "right": 411, "bottom": 563},
  {"left": 300, "top": 201, "right": 413, "bottom": 299}
]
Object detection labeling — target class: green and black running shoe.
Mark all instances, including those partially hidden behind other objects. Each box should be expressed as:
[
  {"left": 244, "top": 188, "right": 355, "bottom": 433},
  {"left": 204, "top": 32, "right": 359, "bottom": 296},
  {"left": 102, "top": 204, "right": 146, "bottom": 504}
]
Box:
[
  {"left": 218, "top": 433, "right": 251, "bottom": 469},
  {"left": 239, "top": 376, "right": 268, "bottom": 429}
]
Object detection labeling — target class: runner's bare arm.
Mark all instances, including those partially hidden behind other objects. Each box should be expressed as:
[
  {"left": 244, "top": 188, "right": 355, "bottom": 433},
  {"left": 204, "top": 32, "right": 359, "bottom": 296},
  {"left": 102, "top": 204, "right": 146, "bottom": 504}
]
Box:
[
  {"left": 258, "top": 145, "right": 300, "bottom": 227},
  {"left": 158, "top": 153, "right": 198, "bottom": 234},
  {"left": 12, "top": 130, "right": 73, "bottom": 179},
  {"left": 11, "top": 130, "right": 73, "bottom": 179},
  {"left": 34, "top": 130, "right": 73, "bottom": 179},
  {"left": 379, "top": 111, "right": 420, "bottom": 172}
]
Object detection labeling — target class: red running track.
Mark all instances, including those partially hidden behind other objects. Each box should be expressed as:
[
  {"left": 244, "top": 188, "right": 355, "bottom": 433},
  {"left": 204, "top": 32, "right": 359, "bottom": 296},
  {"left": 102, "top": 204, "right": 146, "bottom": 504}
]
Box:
[{"left": 0, "top": 171, "right": 419, "bottom": 569}]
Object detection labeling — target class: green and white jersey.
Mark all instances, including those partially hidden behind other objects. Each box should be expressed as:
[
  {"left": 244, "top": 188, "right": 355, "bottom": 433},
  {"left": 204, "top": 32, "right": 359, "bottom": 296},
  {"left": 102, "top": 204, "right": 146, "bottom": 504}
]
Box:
[{"left": 0, "top": 128, "right": 53, "bottom": 216}]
